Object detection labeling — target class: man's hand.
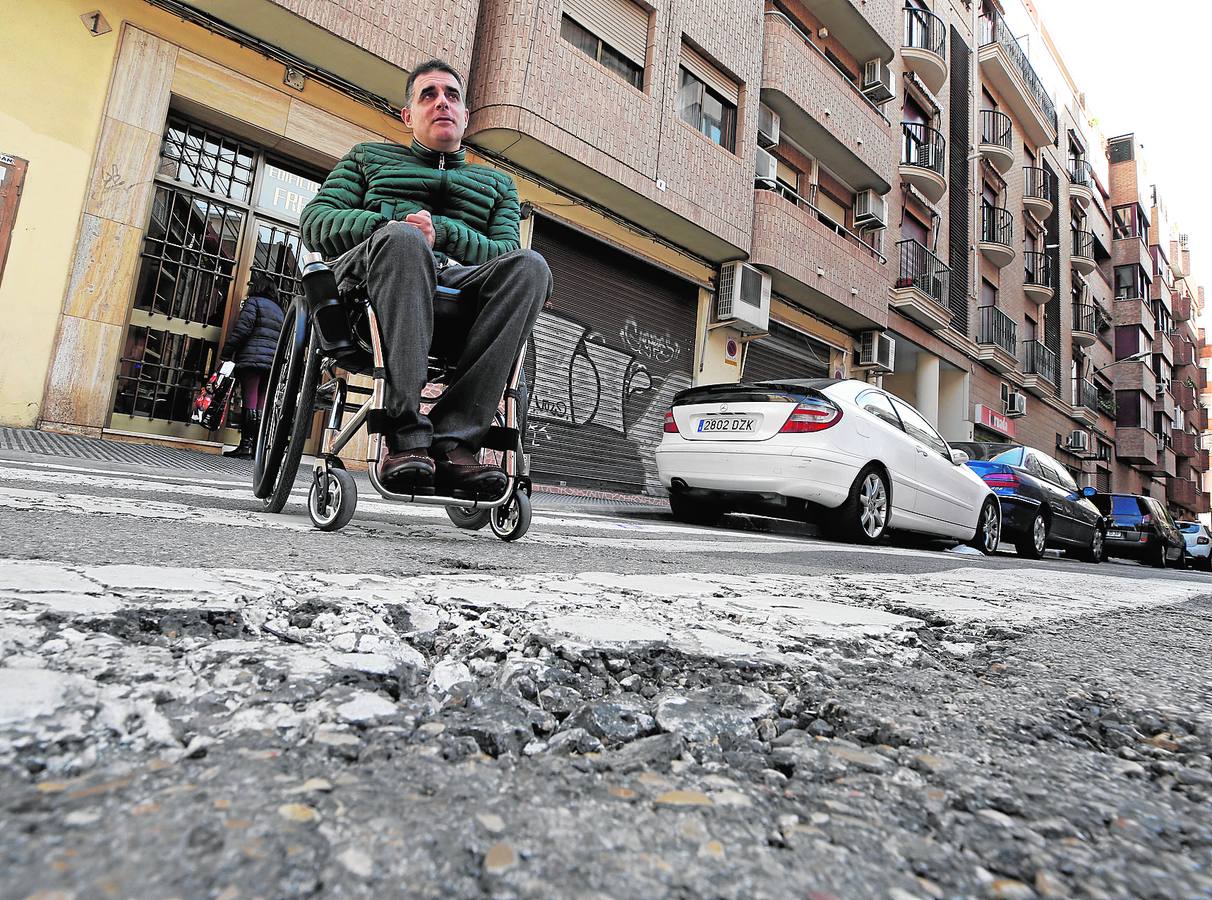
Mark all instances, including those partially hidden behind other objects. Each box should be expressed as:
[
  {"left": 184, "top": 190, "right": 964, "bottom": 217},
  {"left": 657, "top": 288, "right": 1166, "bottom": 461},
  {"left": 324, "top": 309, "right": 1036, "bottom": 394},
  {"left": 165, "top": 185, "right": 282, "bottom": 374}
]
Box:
[{"left": 404, "top": 210, "right": 435, "bottom": 248}]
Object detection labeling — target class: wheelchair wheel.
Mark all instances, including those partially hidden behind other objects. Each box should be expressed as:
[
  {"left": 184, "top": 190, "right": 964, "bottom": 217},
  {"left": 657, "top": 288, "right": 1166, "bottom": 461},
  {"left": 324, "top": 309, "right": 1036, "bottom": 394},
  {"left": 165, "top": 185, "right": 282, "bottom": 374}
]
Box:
[
  {"left": 446, "top": 505, "right": 490, "bottom": 531},
  {"left": 490, "top": 489, "right": 531, "bottom": 542},
  {"left": 254, "top": 298, "right": 321, "bottom": 512},
  {"left": 308, "top": 466, "right": 357, "bottom": 532}
]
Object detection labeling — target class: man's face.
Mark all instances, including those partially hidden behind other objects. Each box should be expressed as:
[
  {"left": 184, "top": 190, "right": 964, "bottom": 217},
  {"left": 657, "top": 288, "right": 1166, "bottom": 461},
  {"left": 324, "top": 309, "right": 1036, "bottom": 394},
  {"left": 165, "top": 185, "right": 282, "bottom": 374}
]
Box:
[{"left": 402, "top": 70, "right": 468, "bottom": 152}]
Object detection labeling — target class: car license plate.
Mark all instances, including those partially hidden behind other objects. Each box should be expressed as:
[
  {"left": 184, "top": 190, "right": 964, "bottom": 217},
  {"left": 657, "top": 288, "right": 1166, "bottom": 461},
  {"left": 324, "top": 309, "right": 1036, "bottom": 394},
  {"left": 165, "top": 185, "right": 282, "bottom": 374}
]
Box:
[
  {"left": 1106, "top": 530, "right": 1124, "bottom": 539},
  {"left": 696, "top": 415, "right": 759, "bottom": 434}
]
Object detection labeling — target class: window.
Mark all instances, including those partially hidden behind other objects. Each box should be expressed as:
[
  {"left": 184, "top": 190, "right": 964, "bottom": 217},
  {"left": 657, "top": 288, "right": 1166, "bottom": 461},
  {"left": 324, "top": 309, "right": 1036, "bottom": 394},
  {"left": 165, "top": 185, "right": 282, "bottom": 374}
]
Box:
[
  {"left": 980, "top": 278, "right": 997, "bottom": 308},
  {"left": 815, "top": 188, "right": 849, "bottom": 234},
  {"left": 889, "top": 397, "right": 950, "bottom": 458},
  {"left": 560, "top": 15, "right": 644, "bottom": 89},
  {"left": 1114, "top": 265, "right": 1148, "bottom": 300},
  {"left": 678, "top": 67, "right": 736, "bottom": 152},
  {"left": 857, "top": 391, "right": 902, "bottom": 430},
  {"left": 1112, "top": 204, "right": 1148, "bottom": 241},
  {"left": 775, "top": 159, "right": 801, "bottom": 203}
]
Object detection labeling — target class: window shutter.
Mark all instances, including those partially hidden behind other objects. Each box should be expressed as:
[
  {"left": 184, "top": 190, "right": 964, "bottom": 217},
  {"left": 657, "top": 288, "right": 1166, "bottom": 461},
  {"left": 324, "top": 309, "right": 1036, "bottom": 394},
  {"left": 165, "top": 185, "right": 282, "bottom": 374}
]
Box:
[
  {"left": 680, "top": 43, "right": 738, "bottom": 105},
  {"left": 563, "top": 0, "right": 649, "bottom": 68}
]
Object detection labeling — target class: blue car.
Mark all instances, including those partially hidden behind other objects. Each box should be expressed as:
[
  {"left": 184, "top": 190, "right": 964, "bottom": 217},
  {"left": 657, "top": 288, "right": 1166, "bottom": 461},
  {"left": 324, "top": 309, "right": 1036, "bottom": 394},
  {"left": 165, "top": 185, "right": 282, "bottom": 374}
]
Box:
[{"left": 963, "top": 445, "right": 1106, "bottom": 562}]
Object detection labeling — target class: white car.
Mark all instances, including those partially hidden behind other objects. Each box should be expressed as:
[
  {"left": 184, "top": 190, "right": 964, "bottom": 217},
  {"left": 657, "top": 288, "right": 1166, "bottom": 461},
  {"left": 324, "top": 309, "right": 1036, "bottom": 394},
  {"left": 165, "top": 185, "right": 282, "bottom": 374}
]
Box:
[
  {"left": 1177, "top": 520, "right": 1212, "bottom": 571},
  {"left": 655, "top": 377, "right": 1001, "bottom": 552}
]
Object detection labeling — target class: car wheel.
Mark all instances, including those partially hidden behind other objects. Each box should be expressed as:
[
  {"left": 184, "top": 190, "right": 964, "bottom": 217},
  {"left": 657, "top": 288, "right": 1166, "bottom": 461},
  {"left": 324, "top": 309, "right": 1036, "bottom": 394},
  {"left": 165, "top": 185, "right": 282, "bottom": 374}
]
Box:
[
  {"left": 840, "top": 466, "right": 891, "bottom": 544},
  {"left": 1151, "top": 541, "right": 1168, "bottom": 569},
  {"left": 1082, "top": 527, "right": 1105, "bottom": 564},
  {"left": 668, "top": 493, "right": 723, "bottom": 526},
  {"left": 1015, "top": 511, "right": 1048, "bottom": 560},
  {"left": 969, "top": 497, "right": 1001, "bottom": 555}
]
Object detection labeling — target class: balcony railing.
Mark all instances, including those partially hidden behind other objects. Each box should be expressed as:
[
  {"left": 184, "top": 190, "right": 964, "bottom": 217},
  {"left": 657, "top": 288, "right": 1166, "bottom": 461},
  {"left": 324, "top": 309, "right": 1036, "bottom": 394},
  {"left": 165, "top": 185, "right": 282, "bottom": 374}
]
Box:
[
  {"left": 979, "top": 9, "right": 1058, "bottom": 135},
  {"left": 904, "top": 6, "right": 946, "bottom": 58},
  {"left": 1022, "top": 339, "right": 1059, "bottom": 385},
  {"left": 1098, "top": 388, "right": 1117, "bottom": 418},
  {"left": 1074, "top": 377, "right": 1099, "bottom": 413},
  {"left": 1069, "top": 159, "right": 1093, "bottom": 188},
  {"left": 756, "top": 181, "right": 886, "bottom": 263},
  {"left": 977, "top": 306, "right": 1017, "bottom": 356},
  {"left": 1073, "top": 302, "right": 1097, "bottom": 334},
  {"left": 896, "top": 239, "right": 950, "bottom": 306},
  {"left": 1024, "top": 250, "right": 1053, "bottom": 290},
  {"left": 1072, "top": 229, "right": 1094, "bottom": 259},
  {"left": 979, "top": 109, "right": 1012, "bottom": 149},
  {"left": 981, "top": 205, "right": 1013, "bottom": 246},
  {"left": 901, "top": 122, "right": 945, "bottom": 177},
  {"left": 1024, "top": 166, "right": 1052, "bottom": 203}
]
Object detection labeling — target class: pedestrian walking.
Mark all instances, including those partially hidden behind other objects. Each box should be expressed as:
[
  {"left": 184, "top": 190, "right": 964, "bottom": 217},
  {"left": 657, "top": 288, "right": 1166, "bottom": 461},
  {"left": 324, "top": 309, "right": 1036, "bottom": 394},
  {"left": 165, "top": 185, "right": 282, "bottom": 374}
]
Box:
[{"left": 221, "top": 273, "right": 285, "bottom": 458}]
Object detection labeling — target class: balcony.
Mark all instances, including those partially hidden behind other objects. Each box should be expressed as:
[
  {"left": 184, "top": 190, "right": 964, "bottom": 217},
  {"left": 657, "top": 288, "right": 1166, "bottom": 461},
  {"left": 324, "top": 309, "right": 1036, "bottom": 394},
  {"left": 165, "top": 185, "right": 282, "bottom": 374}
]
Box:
[
  {"left": 761, "top": 13, "right": 895, "bottom": 198},
  {"left": 900, "top": 122, "right": 946, "bottom": 203},
  {"left": 890, "top": 239, "right": 952, "bottom": 331},
  {"left": 902, "top": 6, "right": 947, "bottom": 94},
  {"left": 1155, "top": 386, "right": 1175, "bottom": 422},
  {"left": 1072, "top": 303, "right": 1097, "bottom": 348},
  {"left": 1196, "top": 449, "right": 1210, "bottom": 473},
  {"left": 1154, "top": 329, "right": 1174, "bottom": 367},
  {"left": 1167, "top": 475, "right": 1198, "bottom": 511},
  {"left": 978, "top": 9, "right": 1058, "bottom": 147},
  {"left": 1069, "top": 160, "right": 1093, "bottom": 211},
  {"left": 1073, "top": 378, "right": 1099, "bottom": 427},
  {"left": 1113, "top": 295, "right": 1155, "bottom": 331},
  {"left": 976, "top": 306, "right": 1018, "bottom": 372},
  {"left": 1175, "top": 379, "right": 1198, "bottom": 412},
  {"left": 1023, "top": 250, "right": 1054, "bottom": 305},
  {"left": 1112, "top": 355, "right": 1157, "bottom": 398},
  {"left": 1071, "top": 229, "right": 1095, "bottom": 275},
  {"left": 1175, "top": 340, "right": 1197, "bottom": 367},
  {"left": 1023, "top": 166, "right": 1053, "bottom": 220},
  {"left": 1115, "top": 428, "right": 1159, "bottom": 466},
  {"left": 979, "top": 110, "right": 1014, "bottom": 175},
  {"left": 1021, "top": 339, "right": 1059, "bottom": 395},
  {"left": 979, "top": 205, "right": 1015, "bottom": 268},
  {"left": 749, "top": 188, "right": 888, "bottom": 330},
  {"left": 800, "top": 0, "right": 897, "bottom": 65},
  {"left": 1174, "top": 294, "right": 1192, "bottom": 323},
  {"left": 1173, "top": 428, "right": 1198, "bottom": 458}
]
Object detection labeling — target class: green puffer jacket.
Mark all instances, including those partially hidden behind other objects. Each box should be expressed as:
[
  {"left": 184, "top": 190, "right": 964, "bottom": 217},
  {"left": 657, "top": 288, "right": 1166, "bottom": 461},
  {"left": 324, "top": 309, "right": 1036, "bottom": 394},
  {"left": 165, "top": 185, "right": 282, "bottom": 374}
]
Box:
[{"left": 300, "top": 140, "right": 520, "bottom": 265}]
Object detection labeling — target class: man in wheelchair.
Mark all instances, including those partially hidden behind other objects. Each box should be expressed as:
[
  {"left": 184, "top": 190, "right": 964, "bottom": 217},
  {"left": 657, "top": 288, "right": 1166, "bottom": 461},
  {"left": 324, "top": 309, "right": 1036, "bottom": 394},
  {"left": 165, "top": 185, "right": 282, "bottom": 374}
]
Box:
[{"left": 300, "top": 59, "right": 551, "bottom": 499}]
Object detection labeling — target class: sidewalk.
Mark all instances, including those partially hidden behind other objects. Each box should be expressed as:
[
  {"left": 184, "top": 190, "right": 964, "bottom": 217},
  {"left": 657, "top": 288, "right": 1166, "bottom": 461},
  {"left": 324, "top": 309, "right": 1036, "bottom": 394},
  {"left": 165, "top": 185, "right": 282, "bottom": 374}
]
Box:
[{"left": 0, "top": 426, "right": 668, "bottom": 513}]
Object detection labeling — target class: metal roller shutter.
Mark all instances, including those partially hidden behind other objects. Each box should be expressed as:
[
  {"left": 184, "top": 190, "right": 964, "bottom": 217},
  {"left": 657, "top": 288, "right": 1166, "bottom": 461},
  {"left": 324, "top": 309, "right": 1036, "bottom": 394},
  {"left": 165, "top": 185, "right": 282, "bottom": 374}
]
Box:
[
  {"left": 680, "top": 44, "right": 739, "bottom": 105},
  {"left": 563, "top": 0, "right": 649, "bottom": 67},
  {"left": 528, "top": 218, "right": 698, "bottom": 494},
  {"left": 742, "top": 322, "right": 830, "bottom": 383}
]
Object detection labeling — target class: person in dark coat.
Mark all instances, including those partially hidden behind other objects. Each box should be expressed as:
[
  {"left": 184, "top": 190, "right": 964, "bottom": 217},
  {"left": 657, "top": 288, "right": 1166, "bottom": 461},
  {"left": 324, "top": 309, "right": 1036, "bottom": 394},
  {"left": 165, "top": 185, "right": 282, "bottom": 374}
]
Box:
[{"left": 221, "top": 273, "right": 285, "bottom": 458}]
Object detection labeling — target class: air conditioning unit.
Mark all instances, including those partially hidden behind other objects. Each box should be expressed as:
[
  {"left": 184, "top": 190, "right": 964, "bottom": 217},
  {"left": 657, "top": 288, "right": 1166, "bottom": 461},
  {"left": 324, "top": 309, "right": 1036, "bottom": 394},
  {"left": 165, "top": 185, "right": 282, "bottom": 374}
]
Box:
[
  {"left": 857, "top": 330, "right": 895, "bottom": 372},
  {"left": 715, "top": 262, "right": 771, "bottom": 334},
  {"left": 1005, "top": 392, "right": 1027, "bottom": 418},
  {"left": 854, "top": 189, "right": 887, "bottom": 229},
  {"left": 1158, "top": 377, "right": 1171, "bottom": 392},
  {"left": 861, "top": 59, "right": 895, "bottom": 104},
  {"left": 1066, "top": 429, "right": 1091, "bottom": 453},
  {"left": 757, "top": 103, "right": 780, "bottom": 148},
  {"left": 755, "top": 147, "right": 778, "bottom": 191}
]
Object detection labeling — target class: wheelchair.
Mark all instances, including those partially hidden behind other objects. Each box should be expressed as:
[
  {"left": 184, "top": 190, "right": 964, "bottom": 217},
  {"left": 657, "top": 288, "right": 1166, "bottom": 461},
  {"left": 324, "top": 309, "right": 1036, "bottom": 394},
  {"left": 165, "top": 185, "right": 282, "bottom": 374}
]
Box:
[{"left": 251, "top": 253, "right": 533, "bottom": 541}]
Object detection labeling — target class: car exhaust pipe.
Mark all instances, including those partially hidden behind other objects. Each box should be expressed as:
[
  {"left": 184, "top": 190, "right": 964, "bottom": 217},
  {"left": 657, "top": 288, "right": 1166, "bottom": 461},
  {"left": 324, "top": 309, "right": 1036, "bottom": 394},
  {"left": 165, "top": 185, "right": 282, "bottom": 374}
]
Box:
[{"left": 670, "top": 478, "right": 689, "bottom": 494}]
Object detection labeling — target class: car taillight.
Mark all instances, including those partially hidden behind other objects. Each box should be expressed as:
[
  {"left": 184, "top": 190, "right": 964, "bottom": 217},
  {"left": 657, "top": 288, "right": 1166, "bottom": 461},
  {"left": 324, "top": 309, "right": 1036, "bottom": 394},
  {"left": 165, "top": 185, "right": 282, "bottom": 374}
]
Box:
[
  {"left": 1141, "top": 514, "right": 1153, "bottom": 525},
  {"left": 663, "top": 410, "right": 678, "bottom": 433},
  {"left": 780, "top": 397, "right": 842, "bottom": 433},
  {"left": 1198, "top": 536, "right": 1209, "bottom": 545},
  {"left": 981, "top": 472, "right": 1020, "bottom": 490}
]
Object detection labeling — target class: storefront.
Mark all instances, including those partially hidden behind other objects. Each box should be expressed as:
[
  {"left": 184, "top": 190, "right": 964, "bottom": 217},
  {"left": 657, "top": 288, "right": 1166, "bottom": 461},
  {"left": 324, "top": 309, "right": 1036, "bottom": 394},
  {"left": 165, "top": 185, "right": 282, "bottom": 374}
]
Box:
[
  {"left": 741, "top": 320, "right": 831, "bottom": 382},
  {"left": 527, "top": 217, "right": 699, "bottom": 494}
]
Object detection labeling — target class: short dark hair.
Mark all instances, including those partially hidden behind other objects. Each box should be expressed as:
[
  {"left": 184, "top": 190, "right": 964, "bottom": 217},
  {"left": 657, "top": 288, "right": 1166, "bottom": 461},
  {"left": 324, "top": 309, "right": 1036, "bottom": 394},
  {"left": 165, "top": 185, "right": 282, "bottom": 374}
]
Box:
[
  {"left": 404, "top": 59, "right": 464, "bottom": 108},
  {"left": 248, "top": 273, "right": 278, "bottom": 302}
]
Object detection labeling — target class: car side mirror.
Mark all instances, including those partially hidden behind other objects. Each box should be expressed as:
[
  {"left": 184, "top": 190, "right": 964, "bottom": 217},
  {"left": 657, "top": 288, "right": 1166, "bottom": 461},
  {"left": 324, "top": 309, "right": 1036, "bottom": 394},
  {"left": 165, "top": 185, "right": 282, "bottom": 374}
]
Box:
[
  {"left": 949, "top": 449, "right": 970, "bottom": 466},
  {"left": 1081, "top": 486, "right": 1097, "bottom": 498}
]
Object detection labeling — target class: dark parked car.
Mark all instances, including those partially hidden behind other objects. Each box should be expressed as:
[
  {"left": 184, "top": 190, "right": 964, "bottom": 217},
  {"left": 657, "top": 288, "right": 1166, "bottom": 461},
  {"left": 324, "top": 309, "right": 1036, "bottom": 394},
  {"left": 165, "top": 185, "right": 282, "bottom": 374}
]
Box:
[
  {"left": 1089, "top": 493, "right": 1184, "bottom": 568},
  {"left": 966, "top": 445, "right": 1105, "bottom": 561}
]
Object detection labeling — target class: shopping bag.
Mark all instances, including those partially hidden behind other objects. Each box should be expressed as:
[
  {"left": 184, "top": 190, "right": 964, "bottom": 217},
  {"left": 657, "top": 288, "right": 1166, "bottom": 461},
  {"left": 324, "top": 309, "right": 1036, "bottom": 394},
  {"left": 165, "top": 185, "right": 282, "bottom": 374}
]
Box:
[{"left": 191, "top": 361, "right": 237, "bottom": 431}]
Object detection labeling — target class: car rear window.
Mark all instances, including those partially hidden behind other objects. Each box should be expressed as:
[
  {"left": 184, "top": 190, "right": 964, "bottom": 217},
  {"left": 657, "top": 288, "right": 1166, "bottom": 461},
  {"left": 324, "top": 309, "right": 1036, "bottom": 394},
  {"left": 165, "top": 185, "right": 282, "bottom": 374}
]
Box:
[
  {"left": 990, "top": 447, "right": 1024, "bottom": 466},
  {"left": 1179, "top": 522, "right": 1201, "bottom": 533},
  {"left": 1108, "top": 496, "right": 1143, "bottom": 520}
]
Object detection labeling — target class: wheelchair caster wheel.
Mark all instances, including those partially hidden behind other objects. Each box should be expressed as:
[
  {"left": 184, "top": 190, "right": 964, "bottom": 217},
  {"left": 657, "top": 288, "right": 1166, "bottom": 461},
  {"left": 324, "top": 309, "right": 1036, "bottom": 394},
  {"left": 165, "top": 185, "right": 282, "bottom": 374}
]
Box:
[
  {"left": 308, "top": 467, "right": 357, "bottom": 532},
  {"left": 446, "top": 505, "right": 490, "bottom": 531},
  {"left": 489, "top": 490, "right": 531, "bottom": 542}
]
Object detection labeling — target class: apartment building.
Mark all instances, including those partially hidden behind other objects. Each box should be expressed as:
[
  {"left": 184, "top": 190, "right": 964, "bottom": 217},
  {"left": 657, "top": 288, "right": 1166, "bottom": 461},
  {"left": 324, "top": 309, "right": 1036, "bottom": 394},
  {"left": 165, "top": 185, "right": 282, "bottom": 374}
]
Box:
[{"left": 1, "top": 0, "right": 1208, "bottom": 508}]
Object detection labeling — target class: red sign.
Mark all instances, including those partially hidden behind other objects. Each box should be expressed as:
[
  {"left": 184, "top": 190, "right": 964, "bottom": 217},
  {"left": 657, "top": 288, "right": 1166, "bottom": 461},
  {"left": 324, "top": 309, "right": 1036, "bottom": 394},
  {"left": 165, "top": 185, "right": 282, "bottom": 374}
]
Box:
[{"left": 975, "top": 404, "right": 1015, "bottom": 439}]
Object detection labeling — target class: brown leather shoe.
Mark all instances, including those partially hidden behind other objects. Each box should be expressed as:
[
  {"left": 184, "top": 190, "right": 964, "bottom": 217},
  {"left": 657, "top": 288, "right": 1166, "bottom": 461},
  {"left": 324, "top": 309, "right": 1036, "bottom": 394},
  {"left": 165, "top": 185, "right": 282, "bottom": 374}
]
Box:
[
  {"left": 434, "top": 445, "right": 507, "bottom": 499},
  {"left": 377, "top": 447, "right": 435, "bottom": 495}
]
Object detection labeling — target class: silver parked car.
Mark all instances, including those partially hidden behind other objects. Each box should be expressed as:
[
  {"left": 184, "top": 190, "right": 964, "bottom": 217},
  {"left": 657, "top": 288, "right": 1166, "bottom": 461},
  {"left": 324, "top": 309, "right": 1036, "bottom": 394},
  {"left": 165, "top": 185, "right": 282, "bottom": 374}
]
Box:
[{"left": 1177, "top": 521, "right": 1212, "bottom": 571}]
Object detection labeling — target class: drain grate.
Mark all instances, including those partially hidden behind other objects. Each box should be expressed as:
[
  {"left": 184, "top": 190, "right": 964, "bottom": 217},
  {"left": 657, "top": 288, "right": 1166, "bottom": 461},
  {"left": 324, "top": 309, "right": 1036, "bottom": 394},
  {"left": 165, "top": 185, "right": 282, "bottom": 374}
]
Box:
[{"left": 0, "top": 427, "right": 252, "bottom": 475}]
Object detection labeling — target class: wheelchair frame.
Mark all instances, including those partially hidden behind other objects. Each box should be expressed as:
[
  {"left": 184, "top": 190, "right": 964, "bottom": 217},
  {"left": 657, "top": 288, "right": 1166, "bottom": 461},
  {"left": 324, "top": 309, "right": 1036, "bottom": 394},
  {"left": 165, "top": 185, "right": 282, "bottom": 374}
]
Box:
[{"left": 253, "top": 273, "right": 533, "bottom": 541}]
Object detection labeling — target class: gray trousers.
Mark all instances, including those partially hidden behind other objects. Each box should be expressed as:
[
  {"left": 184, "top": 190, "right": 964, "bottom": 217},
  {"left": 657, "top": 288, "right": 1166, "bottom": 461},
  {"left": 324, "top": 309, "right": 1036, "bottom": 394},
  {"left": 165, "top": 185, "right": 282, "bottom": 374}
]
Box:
[{"left": 332, "top": 222, "right": 550, "bottom": 452}]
